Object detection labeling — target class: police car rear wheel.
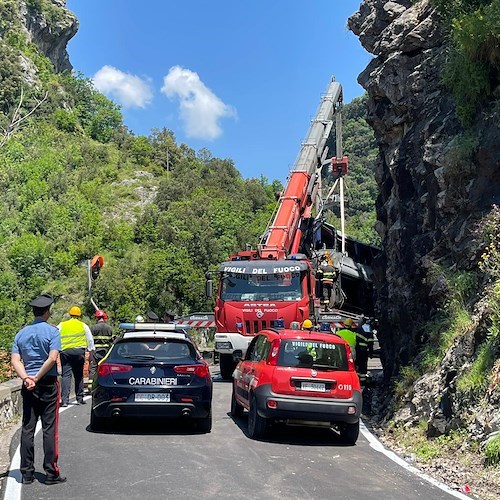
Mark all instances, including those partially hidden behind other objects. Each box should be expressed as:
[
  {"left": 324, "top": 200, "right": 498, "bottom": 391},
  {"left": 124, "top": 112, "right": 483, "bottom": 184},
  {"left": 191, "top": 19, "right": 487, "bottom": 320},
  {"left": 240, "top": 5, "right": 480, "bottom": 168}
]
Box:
[
  {"left": 90, "top": 410, "right": 107, "bottom": 432},
  {"left": 248, "top": 395, "right": 267, "bottom": 439},
  {"left": 339, "top": 421, "right": 359, "bottom": 445},
  {"left": 197, "top": 410, "right": 212, "bottom": 433}
]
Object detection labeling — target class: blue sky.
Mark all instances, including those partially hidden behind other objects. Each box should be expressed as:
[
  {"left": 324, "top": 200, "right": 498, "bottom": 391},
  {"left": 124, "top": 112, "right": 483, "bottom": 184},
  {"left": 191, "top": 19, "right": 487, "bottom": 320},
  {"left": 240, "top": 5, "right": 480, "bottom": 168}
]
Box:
[{"left": 66, "top": 0, "right": 371, "bottom": 182}]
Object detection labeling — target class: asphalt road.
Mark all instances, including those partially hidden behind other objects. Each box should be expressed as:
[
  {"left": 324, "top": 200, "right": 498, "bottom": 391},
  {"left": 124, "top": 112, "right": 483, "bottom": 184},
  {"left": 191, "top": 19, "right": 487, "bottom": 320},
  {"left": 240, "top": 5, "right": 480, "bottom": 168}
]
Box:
[{"left": 6, "top": 367, "right": 463, "bottom": 500}]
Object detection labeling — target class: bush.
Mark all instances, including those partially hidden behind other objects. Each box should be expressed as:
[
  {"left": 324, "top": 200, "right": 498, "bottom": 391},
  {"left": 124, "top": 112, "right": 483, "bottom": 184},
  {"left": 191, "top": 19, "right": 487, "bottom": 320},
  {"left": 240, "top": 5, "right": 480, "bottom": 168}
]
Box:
[
  {"left": 484, "top": 434, "right": 500, "bottom": 466},
  {"left": 439, "top": 0, "right": 500, "bottom": 125},
  {"left": 53, "top": 109, "right": 77, "bottom": 132}
]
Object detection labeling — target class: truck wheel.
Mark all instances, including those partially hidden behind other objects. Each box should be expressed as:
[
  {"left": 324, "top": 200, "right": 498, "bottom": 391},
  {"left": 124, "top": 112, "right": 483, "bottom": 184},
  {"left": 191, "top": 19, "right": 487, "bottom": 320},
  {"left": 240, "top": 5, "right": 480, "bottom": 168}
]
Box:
[
  {"left": 230, "top": 385, "right": 245, "bottom": 417},
  {"left": 339, "top": 421, "right": 359, "bottom": 445},
  {"left": 248, "top": 395, "right": 267, "bottom": 439},
  {"left": 90, "top": 409, "right": 106, "bottom": 432},
  {"left": 219, "top": 353, "right": 235, "bottom": 380}
]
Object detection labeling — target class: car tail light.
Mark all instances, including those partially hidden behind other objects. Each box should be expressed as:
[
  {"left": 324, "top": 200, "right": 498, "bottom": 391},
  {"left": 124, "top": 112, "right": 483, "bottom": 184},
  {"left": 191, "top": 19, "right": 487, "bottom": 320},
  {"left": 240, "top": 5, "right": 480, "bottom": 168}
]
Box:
[
  {"left": 267, "top": 339, "right": 281, "bottom": 365},
  {"left": 98, "top": 363, "right": 133, "bottom": 377},
  {"left": 345, "top": 345, "right": 356, "bottom": 372},
  {"left": 267, "top": 399, "right": 277, "bottom": 409},
  {"left": 174, "top": 364, "right": 209, "bottom": 378}
]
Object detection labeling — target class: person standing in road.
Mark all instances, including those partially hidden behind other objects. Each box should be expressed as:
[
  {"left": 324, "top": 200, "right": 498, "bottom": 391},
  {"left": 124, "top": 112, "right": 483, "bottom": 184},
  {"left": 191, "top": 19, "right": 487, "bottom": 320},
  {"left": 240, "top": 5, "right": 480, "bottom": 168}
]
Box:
[
  {"left": 87, "top": 310, "right": 113, "bottom": 392},
  {"left": 58, "top": 306, "right": 94, "bottom": 406},
  {"left": 355, "top": 317, "right": 374, "bottom": 384},
  {"left": 335, "top": 318, "right": 357, "bottom": 360},
  {"left": 11, "top": 293, "right": 66, "bottom": 485}
]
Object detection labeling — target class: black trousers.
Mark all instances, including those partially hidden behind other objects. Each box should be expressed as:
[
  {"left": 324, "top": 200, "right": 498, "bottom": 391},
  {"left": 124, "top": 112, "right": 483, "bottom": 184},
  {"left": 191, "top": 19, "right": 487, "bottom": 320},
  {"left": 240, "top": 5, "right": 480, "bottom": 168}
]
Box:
[
  {"left": 356, "top": 349, "right": 369, "bottom": 375},
  {"left": 88, "top": 347, "right": 108, "bottom": 387},
  {"left": 60, "top": 347, "right": 85, "bottom": 404},
  {"left": 20, "top": 376, "right": 60, "bottom": 478}
]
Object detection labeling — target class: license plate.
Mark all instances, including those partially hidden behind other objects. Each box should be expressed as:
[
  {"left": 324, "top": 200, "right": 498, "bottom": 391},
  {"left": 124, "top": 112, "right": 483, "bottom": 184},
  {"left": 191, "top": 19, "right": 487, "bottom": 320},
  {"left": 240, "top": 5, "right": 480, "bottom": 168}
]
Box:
[
  {"left": 300, "top": 382, "right": 326, "bottom": 392},
  {"left": 134, "top": 393, "right": 170, "bottom": 402}
]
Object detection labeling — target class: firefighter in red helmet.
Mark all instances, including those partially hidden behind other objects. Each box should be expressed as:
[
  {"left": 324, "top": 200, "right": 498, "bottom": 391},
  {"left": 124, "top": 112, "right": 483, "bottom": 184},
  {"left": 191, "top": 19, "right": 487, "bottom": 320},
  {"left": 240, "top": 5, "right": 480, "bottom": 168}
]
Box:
[{"left": 88, "top": 310, "right": 113, "bottom": 392}]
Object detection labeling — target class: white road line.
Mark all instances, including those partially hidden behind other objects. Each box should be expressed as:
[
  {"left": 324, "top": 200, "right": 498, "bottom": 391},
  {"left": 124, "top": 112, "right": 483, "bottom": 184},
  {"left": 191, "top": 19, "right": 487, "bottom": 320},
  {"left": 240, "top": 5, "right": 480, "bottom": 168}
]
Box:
[
  {"left": 3, "top": 396, "right": 91, "bottom": 500},
  {"left": 359, "top": 420, "right": 471, "bottom": 499}
]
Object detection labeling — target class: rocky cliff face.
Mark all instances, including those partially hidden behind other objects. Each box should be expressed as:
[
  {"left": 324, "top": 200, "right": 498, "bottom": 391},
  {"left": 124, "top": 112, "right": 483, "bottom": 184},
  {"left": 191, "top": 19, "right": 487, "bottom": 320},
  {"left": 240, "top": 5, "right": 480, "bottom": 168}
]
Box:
[
  {"left": 349, "top": 0, "right": 499, "bottom": 377},
  {"left": 21, "top": 0, "right": 78, "bottom": 73},
  {"left": 23, "top": 0, "right": 78, "bottom": 72},
  {"left": 348, "top": 0, "right": 499, "bottom": 440},
  {"left": 1, "top": 0, "right": 78, "bottom": 75}
]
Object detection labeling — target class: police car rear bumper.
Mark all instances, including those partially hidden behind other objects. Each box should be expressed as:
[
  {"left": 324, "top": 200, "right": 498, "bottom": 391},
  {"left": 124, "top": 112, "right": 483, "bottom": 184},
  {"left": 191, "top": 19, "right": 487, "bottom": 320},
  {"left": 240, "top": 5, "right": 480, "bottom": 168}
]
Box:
[
  {"left": 92, "top": 400, "right": 211, "bottom": 419},
  {"left": 254, "top": 385, "right": 362, "bottom": 424}
]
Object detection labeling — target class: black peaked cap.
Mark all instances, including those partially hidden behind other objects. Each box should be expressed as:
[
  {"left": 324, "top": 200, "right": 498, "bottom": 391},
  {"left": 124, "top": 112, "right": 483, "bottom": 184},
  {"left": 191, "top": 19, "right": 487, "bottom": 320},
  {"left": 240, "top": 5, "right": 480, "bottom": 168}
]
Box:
[{"left": 28, "top": 293, "right": 54, "bottom": 308}]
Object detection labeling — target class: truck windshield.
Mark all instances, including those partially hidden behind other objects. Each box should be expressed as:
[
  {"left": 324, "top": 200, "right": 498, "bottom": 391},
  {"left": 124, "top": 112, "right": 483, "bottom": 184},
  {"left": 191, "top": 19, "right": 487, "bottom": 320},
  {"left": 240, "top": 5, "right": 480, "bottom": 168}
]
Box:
[{"left": 220, "top": 271, "right": 303, "bottom": 302}]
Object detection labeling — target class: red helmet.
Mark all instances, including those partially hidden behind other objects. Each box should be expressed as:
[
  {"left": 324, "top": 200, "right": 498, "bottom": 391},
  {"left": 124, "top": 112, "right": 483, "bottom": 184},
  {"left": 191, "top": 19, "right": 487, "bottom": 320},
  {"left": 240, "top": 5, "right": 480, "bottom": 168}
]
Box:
[{"left": 95, "top": 310, "right": 108, "bottom": 320}]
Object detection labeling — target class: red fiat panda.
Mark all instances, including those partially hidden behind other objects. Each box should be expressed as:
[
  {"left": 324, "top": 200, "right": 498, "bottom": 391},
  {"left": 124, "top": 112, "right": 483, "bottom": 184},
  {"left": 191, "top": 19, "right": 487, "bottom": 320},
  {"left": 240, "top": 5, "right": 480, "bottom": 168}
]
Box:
[{"left": 231, "top": 326, "right": 361, "bottom": 444}]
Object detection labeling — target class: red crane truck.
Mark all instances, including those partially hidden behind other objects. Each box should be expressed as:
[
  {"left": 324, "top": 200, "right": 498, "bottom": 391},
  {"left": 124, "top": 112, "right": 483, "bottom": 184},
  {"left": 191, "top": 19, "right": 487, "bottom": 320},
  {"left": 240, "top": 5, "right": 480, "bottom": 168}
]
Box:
[{"left": 208, "top": 77, "right": 378, "bottom": 379}]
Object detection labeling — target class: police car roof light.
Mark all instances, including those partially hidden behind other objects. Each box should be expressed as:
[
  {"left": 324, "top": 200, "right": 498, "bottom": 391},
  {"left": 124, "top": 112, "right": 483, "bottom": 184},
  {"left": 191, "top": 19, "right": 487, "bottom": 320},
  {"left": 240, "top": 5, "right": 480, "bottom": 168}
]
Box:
[
  {"left": 122, "top": 331, "right": 187, "bottom": 340},
  {"left": 119, "top": 322, "right": 191, "bottom": 331}
]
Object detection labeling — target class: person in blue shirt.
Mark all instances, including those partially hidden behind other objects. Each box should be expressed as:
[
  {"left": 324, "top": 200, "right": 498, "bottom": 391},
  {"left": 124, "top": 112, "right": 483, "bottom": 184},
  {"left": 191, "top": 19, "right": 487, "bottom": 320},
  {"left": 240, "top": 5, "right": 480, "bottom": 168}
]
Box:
[{"left": 11, "top": 293, "right": 66, "bottom": 486}]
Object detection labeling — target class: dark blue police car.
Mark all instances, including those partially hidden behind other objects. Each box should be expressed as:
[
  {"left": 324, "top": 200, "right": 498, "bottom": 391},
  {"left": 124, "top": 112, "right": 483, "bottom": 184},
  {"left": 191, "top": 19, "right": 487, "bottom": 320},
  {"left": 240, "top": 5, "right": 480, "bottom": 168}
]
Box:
[{"left": 90, "top": 323, "right": 213, "bottom": 432}]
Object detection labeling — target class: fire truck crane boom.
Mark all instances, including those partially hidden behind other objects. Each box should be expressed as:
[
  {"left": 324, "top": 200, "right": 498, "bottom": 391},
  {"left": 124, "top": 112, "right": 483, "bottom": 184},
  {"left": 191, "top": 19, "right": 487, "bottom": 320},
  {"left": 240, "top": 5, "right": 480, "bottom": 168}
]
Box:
[{"left": 259, "top": 78, "right": 343, "bottom": 260}]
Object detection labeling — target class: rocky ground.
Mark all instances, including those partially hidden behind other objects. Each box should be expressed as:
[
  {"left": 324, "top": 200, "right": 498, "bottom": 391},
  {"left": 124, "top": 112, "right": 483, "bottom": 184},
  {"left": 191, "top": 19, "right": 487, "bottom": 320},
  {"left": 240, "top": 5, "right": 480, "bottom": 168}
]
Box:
[
  {"left": 377, "top": 430, "right": 500, "bottom": 500},
  {"left": 363, "top": 371, "right": 500, "bottom": 500}
]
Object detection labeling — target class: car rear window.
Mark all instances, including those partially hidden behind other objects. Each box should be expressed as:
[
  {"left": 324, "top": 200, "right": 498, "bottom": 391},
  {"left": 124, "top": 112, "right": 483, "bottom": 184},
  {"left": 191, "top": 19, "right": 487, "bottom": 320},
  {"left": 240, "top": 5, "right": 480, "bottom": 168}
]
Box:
[
  {"left": 109, "top": 339, "right": 197, "bottom": 363},
  {"left": 277, "top": 339, "right": 348, "bottom": 370}
]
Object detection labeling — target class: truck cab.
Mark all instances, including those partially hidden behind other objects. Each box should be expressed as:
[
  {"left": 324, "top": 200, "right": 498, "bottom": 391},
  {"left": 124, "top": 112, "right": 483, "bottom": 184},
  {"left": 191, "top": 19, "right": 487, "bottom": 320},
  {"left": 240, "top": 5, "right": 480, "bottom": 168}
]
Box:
[{"left": 214, "top": 258, "right": 314, "bottom": 379}]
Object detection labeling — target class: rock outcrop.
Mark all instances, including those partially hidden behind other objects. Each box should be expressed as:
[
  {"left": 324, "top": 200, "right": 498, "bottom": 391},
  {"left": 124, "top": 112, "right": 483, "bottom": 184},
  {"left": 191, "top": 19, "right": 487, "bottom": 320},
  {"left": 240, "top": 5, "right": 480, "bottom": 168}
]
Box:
[
  {"left": 0, "top": 0, "right": 78, "bottom": 75},
  {"left": 22, "top": 0, "right": 78, "bottom": 72},
  {"left": 348, "top": 0, "right": 499, "bottom": 436}
]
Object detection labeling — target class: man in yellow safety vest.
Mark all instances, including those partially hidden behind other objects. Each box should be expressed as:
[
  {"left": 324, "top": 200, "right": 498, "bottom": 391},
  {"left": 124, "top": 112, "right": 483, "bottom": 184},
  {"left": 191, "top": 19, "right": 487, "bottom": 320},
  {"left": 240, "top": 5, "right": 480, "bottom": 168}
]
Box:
[
  {"left": 335, "top": 318, "right": 357, "bottom": 360},
  {"left": 57, "top": 306, "right": 94, "bottom": 407}
]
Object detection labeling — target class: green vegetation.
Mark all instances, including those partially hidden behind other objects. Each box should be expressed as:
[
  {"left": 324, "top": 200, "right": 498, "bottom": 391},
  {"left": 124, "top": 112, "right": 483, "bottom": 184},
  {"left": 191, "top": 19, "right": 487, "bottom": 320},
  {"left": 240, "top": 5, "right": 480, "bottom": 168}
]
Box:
[
  {"left": 434, "top": 0, "right": 500, "bottom": 125},
  {"left": 390, "top": 422, "right": 470, "bottom": 462},
  {"left": 393, "top": 268, "right": 477, "bottom": 395},
  {"left": 484, "top": 434, "right": 500, "bottom": 466},
  {"left": 457, "top": 207, "right": 500, "bottom": 397}
]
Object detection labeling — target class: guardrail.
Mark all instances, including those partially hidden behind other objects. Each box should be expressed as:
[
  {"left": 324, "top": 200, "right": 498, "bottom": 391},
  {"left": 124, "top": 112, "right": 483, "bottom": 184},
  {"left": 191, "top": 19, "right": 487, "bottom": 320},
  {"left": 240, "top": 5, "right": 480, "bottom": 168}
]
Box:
[{"left": 0, "top": 379, "right": 22, "bottom": 428}]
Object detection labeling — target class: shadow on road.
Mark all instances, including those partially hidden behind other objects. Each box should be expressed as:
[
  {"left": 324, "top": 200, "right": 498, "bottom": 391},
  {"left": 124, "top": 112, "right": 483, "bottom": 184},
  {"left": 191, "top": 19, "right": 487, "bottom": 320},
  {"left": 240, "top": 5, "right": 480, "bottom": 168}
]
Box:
[
  {"left": 228, "top": 412, "right": 355, "bottom": 447},
  {"left": 85, "top": 417, "right": 208, "bottom": 436}
]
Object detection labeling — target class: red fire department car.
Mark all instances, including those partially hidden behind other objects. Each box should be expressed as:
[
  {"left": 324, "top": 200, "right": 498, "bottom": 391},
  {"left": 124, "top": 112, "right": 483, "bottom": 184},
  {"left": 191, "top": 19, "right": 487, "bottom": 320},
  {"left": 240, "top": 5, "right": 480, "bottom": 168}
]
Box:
[{"left": 231, "top": 326, "right": 362, "bottom": 444}]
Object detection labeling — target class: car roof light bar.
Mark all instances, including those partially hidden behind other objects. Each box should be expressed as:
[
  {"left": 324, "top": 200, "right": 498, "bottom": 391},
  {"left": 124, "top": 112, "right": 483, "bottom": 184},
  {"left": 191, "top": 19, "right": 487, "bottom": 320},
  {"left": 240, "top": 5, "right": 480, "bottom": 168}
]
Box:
[
  {"left": 119, "top": 322, "right": 192, "bottom": 331},
  {"left": 122, "top": 331, "right": 188, "bottom": 340}
]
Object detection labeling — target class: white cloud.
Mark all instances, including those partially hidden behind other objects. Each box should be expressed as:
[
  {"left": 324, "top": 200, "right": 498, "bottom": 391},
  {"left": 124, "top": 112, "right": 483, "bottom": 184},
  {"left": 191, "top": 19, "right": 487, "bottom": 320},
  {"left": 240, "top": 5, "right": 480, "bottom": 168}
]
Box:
[
  {"left": 92, "top": 65, "right": 153, "bottom": 109},
  {"left": 161, "top": 66, "right": 236, "bottom": 140}
]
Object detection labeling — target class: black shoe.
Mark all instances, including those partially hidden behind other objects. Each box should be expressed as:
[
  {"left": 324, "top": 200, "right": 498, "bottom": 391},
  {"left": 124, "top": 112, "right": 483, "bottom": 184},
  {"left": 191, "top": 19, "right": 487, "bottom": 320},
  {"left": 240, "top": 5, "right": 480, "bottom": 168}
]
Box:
[
  {"left": 22, "top": 475, "right": 34, "bottom": 485},
  {"left": 45, "top": 475, "right": 67, "bottom": 485},
  {"left": 60, "top": 402, "right": 68, "bottom": 407},
  {"left": 77, "top": 399, "right": 86, "bottom": 405}
]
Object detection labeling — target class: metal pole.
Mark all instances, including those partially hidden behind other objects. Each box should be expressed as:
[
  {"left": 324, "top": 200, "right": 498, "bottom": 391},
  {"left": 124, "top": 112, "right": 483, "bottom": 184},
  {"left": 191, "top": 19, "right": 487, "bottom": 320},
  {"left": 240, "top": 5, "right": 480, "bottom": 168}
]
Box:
[
  {"left": 87, "top": 259, "right": 99, "bottom": 311},
  {"left": 340, "top": 177, "right": 346, "bottom": 255}
]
